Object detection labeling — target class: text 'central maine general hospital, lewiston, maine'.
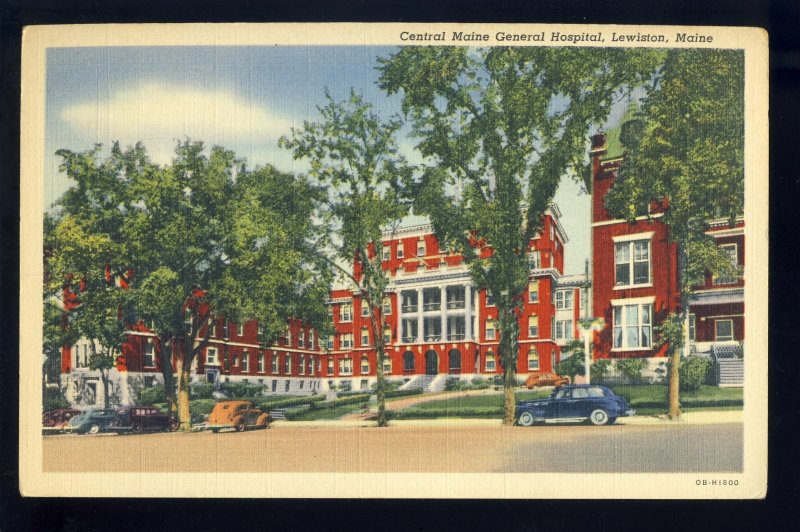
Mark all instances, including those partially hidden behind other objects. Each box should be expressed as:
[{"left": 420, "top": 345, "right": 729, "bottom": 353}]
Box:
[{"left": 59, "top": 128, "right": 744, "bottom": 406}]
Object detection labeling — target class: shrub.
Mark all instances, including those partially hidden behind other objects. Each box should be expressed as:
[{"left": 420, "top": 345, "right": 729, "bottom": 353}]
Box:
[
  {"left": 615, "top": 358, "right": 648, "bottom": 384},
  {"left": 556, "top": 354, "right": 585, "bottom": 380},
  {"left": 190, "top": 383, "right": 216, "bottom": 399},
  {"left": 219, "top": 382, "right": 267, "bottom": 398},
  {"left": 471, "top": 377, "right": 490, "bottom": 390},
  {"left": 44, "top": 388, "right": 71, "bottom": 411},
  {"left": 138, "top": 384, "right": 166, "bottom": 406},
  {"left": 257, "top": 395, "right": 325, "bottom": 411},
  {"left": 590, "top": 359, "right": 612, "bottom": 383},
  {"left": 390, "top": 406, "right": 501, "bottom": 419},
  {"left": 314, "top": 394, "right": 370, "bottom": 409},
  {"left": 445, "top": 376, "right": 469, "bottom": 391},
  {"left": 678, "top": 355, "right": 713, "bottom": 392},
  {"left": 384, "top": 388, "right": 423, "bottom": 399}
]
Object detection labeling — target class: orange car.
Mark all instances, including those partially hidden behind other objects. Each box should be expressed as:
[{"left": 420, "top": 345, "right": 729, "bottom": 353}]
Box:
[
  {"left": 525, "top": 372, "right": 571, "bottom": 389},
  {"left": 206, "top": 401, "right": 272, "bottom": 433}
]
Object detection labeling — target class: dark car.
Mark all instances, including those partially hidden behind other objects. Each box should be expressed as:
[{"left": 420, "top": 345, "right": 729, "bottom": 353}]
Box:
[
  {"left": 64, "top": 408, "right": 119, "bottom": 434},
  {"left": 42, "top": 408, "right": 82, "bottom": 433},
  {"left": 111, "top": 406, "right": 179, "bottom": 434},
  {"left": 515, "top": 384, "right": 635, "bottom": 426}
]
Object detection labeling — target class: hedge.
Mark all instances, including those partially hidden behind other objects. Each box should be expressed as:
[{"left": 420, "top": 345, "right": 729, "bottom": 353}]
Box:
[
  {"left": 257, "top": 395, "right": 325, "bottom": 411},
  {"left": 629, "top": 398, "right": 743, "bottom": 409},
  {"left": 314, "top": 394, "right": 370, "bottom": 409},
  {"left": 43, "top": 388, "right": 71, "bottom": 411},
  {"left": 390, "top": 407, "right": 502, "bottom": 419},
  {"left": 384, "top": 388, "right": 423, "bottom": 399}
]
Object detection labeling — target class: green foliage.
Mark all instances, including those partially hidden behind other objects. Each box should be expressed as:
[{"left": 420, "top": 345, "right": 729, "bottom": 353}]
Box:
[
  {"left": 615, "top": 358, "right": 648, "bottom": 384},
  {"left": 470, "top": 376, "right": 490, "bottom": 390},
  {"left": 590, "top": 358, "right": 613, "bottom": 383},
  {"left": 445, "top": 376, "right": 470, "bottom": 391},
  {"left": 377, "top": 47, "right": 662, "bottom": 421},
  {"left": 257, "top": 395, "right": 325, "bottom": 411},
  {"left": 384, "top": 388, "right": 423, "bottom": 399},
  {"left": 677, "top": 355, "right": 713, "bottom": 392},
  {"left": 611, "top": 385, "right": 741, "bottom": 411},
  {"left": 557, "top": 340, "right": 586, "bottom": 379},
  {"left": 219, "top": 382, "right": 267, "bottom": 399},
  {"left": 190, "top": 383, "right": 216, "bottom": 399},
  {"left": 392, "top": 407, "right": 502, "bottom": 419},
  {"left": 315, "top": 394, "right": 371, "bottom": 409},
  {"left": 138, "top": 385, "right": 167, "bottom": 406},
  {"left": 43, "top": 388, "right": 71, "bottom": 411}
]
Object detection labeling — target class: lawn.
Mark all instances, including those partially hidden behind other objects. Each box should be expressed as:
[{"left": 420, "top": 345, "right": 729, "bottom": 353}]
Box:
[
  {"left": 610, "top": 385, "right": 743, "bottom": 408},
  {"left": 408, "top": 390, "right": 550, "bottom": 411}
]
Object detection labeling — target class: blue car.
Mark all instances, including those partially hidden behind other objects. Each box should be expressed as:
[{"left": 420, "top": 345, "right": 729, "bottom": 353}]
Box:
[
  {"left": 515, "top": 384, "right": 635, "bottom": 426},
  {"left": 64, "top": 408, "right": 118, "bottom": 434}
]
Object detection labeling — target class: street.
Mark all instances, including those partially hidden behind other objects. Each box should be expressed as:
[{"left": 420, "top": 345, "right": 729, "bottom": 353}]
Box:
[{"left": 43, "top": 422, "right": 743, "bottom": 473}]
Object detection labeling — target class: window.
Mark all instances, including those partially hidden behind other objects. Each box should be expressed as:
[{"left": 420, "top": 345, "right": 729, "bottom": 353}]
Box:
[
  {"left": 527, "top": 251, "right": 541, "bottom": 270},
  {"left": 402, "top": 319, "right": 418, "bottom": 343},
  {"left": 715, "top": 319, "right": 734, "bottom": 341},
  {"left": 284, "top": 354, "right": 291, "bottom": 374},
  {"left": 527, "top": 349, "right": 540, "bottom": 371},
  {"left": 222, "top": 320, "right": 229, "bottom": 338},
  {"left": 528, "top": 281, "right": 539, "bottom": 303},
  {"left": 587, "top": 386, "right": 606, "bottom": 397},
  {"left": 446, "top": 286, "right": 465, "bottom": 309},
  {"left": 486, "top": 291, "right": 495, "bottom": 307},
  {"left": 327, "top": 358, "right": 334, "bottom": 376},
  {"left": 299, "top": 355, "right": 305, "bottom": 375},
  {"left": 417, "top": 239, "right": 426, "bottom": 256},
  {"left": 423, "top": 287, "right": 441, "bottom": 311},
  {"left": 257, "top": 353, "right": 264, "bottom": 373},
  {"left": 309, "top": 330, "right": 314, "bottom": 349},
  {"left": 396, "top": 244, "right": 404, "bottom": 258},
  {"left": 615, "top": 240, "right": 651, "bottom": 286},
  {"left": 360, "top": 355, "right": 370, "bottom": 374},
  {"left": 339, "top": 303, "right": 353, "bottom": 322},
  {"left": 382, "top": 297, "right": 392, "bottom": 315},
  {"left": 144, "top": 339, "right": 156, "bottom": 368},
  {"left": 339, "top": 357, "right": 353, "bottom": 375},
  {"left": 403, "top": 351, "right": 415, "bottom": 372},
  {"left": 326, "top": 336, "right": 333, "bottom": 350},
  {"left": 383, "top": 325, "right": 392, "bottom": 344},
  {"left": 299, "top": 331, "right": 305, "bottom": 348},
  {"left": 257, "top": 323, "right": 264, "bottom": 337},
  {"left": 211, "top": 322, "right": 218, "bottom": 338},
  {"left": 286, "top": 328, "right": 292, "bottom": 346},
  {"left": 485, "top": 320, "right": 496, "bottom": 341},
  {"left": 206, "top": 347, "right": 219, "bottom": 366},
  {"left": 401, "top": 291, "right": 418, "bottom": 313},
  {"left": 549, "top": 224, "right": 554, "bottom": 241},
  {"left": 555, "top": 319, "right": 573, "bottom": 341},
  {"left": 382, "top": 246, "right": 391, "bottom": 261},
  {"left": 612, "top": 303, "right": 653, "bottom": 349},
  {"left": 232, "top": 354, "right": 239, "bottom": 367},
  {"left": 528, "top": 316, "right": 539, "bottom": 338},
  {"left": 447, "top": 316, "right": 465, "bottom": 341},
  {"left": 555, "top": 290, "right": 573, "bottom": 310},
  {"left": 714, "top": 244, "right": 739, "bottom": 285},
  {"left": 485, "top": 352, "right": 496, "bottom": 371},
  {"left": 224, "top": 353, "right": 231, "bottom": 371},
  {"left": 383, "top": 357, "right": 392, "bottom": 375},
  {"left": 361, "top": 303, "right": 370, "bottom": 317},
  {"left": 340, "top": 333, "right": 354, "bottom": 349},
  {"left": 271, "top": 354, "right": 278, "bottom": 373},
  {"left": 285, "top": 380, "right": 290, "bottom": 392},
  {"left": 423, "top": 317, "right": 442, "bottom": 342},
  {"left": 361, "top": 327, "right": 370, "bottom": 346},
  {"left": 689, "top": 314, "right": 696, "bottom": 342},
  {"left": 237, "top": 323, "right": 244, "bottom": 336}
]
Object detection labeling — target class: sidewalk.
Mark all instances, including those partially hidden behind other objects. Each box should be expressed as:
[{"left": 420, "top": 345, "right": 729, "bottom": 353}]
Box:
[{"left": 276, "top": 410, "right": 742, "bottom": 428}]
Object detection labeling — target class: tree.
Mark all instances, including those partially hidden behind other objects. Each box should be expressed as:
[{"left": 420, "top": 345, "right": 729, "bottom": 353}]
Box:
[
  {"left": 378, "top": 47, "right": 661, "bottom": 424},
  {"left": 280, "top": 90, "right": 411, "bottom": 427},
  {"left": 51, "top": 141, "right": 330, "bottom": 429},
  {"left": 604, "top": 49, "right": 744, "bottom": 419}
]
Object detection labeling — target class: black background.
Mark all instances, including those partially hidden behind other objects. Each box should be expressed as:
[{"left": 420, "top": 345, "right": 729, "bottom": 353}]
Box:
[{"left": 1, "top": 0, "right": 797, "bottom": 530}]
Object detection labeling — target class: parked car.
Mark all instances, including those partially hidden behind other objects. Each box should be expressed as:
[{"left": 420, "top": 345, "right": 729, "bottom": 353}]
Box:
[
  {"left": 515, "top": 384, "right": 635, "bottom": 426},
  {"left": 205, "top": 401, "right": 271, "bottom": 432},
  {"left": 63, "top": 408, "right": 119, "bottom": 434},
  {"left": 111, "top": 406, "right": 179, "bottom": 434},
  {"left": 42, "top": 408, "right": 82, "bottom": 433},
  {"left": 525, "top": 371, "right": 571, "bottom": 388}
]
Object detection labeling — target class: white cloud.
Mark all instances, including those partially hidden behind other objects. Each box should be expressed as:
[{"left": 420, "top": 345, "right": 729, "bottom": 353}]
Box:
[{"left": 60, "top": 82, "right": 293, "bottom": 164}]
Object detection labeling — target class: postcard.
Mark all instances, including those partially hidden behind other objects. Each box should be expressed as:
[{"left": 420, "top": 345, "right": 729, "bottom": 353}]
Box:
[{"left": 20, "top": 23, "right": 768, "bottom": 498}]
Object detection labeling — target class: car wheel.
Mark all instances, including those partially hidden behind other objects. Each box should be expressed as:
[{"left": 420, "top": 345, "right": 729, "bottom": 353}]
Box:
[
  {"left": 589, "top": 409, "right": 609, "bottom": 426},
  {"left": 235, "top": 420, "right": 246, "bottom": 432},
  {"left": 131, "top": 422, "right": 143, "bottom": 434},
  {"left": 88, "top": 424, "right": 100, "bottom": 435},
  {"left": 517, "top": 412, "right": 536, "bottom": 427},
  {"left": 168, "top": 419, "right": 179, "bottom": 432},
  {"left": 211, "top": 428, "right": 220, "bottom": 433}
]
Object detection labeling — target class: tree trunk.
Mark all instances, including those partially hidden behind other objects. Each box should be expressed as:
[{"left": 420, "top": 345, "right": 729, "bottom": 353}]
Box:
[
  {"left": 498, "top": 304, "right": 518, "bottom": 426},
  {"left": 175, "top": 356, "right": 192, "bottom": 431},
  {"left": 375, "top": 342, "right": 387, "bottom": 427},
  {"left": 101, "top": 370, "right": 110, "bottom": 409},
  {"left": 668, "top": 346, "right": 681, "bottom": 419},
  {"left": 160, "top": 340, "right": 177, "bottom": 415}
]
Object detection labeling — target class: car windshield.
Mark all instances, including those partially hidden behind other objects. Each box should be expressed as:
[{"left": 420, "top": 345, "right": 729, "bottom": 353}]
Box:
[
  {"left": 553, "top": 389, "right": 569, "bottom": 399},
  {"left": 572, "top": 388, "right": 589, "bottom": 398}
]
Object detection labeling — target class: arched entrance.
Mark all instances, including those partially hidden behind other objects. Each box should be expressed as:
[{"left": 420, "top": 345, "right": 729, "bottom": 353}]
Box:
[
  {"left": 425, "top": 350, "right": 438, "bottom": 375},
  {"left": 448, "top": 349, "right": 461, "bottom": 374}
]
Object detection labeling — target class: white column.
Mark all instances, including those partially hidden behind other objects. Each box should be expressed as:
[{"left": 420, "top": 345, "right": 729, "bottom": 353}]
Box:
[
  {"left": 440, "top": 286, "right": 447, "bottom": 342},
  {"left": 396, "top": 291, "right": 403, "bottom": 345},
  {"left": 465, "top": 284, "right": 472, "bottom": 341},
  {"left": 416, "top": 287, "right": 423, "bottom": 343}
]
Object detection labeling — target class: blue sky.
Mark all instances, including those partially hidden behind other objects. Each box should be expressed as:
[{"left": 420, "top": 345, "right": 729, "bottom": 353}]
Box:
[{"left": 45, "top": 45, "right": 633, "bottom": 275}]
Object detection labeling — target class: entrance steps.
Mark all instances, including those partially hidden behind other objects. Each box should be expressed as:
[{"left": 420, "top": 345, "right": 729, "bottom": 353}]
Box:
[{"left": 399, "top": 374, "right": 437, "bottom": 391}]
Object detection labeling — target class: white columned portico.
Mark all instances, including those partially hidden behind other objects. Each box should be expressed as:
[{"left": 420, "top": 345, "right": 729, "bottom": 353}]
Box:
[
  {"left": 440, "top": 286, "right": 447, "bottom": 341},
  {"left": 465, "top": 284, "right": 473, "bottom": 341},
  {"left": 416, "top": 287, "right": 423, "bottom": 344}
]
